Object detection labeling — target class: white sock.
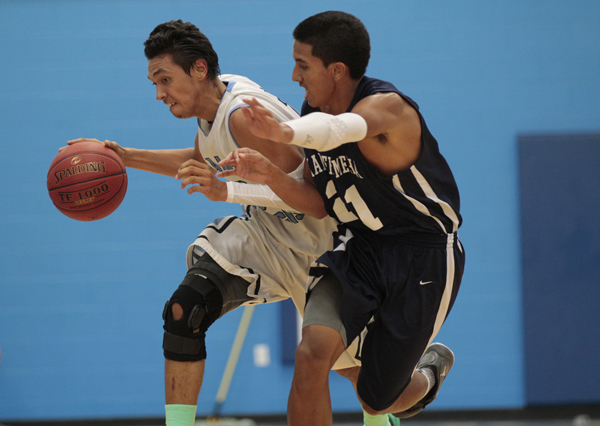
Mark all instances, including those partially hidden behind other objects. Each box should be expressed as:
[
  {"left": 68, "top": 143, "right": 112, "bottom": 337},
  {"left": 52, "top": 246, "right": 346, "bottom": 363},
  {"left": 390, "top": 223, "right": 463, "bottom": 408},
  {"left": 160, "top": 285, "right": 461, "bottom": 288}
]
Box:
[{"left": 418, "top": 367, "right": 435, "bottom": 394}]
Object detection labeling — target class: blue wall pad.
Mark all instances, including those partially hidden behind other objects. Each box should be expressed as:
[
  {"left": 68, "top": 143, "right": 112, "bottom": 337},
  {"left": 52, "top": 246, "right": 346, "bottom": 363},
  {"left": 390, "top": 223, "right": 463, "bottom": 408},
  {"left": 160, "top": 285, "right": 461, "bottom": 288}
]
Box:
[{"left": 519, "top": 133, "right": 600, "bottom": 405}]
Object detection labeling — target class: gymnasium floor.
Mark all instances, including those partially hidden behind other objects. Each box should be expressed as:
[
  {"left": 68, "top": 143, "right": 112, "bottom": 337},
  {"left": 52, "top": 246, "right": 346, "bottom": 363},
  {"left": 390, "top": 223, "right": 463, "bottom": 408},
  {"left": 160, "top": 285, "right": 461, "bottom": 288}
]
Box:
[
  {"left": 193, "top": 407, "right": 600, "bottom": 426},
  {"left": 3, "top": 407, "right": 600, "bottom": 426},
  {"left": 2, "top": 419, "right": 599, "bottom": 426},
  {"left": 222, "top": 418, "right": 600, "bottom": 426},
  {"left": 202, "top": 415, "right": 600, "bottom": 426},
  {"left": 198, "top": 421, "right": 600, "bottom": 426}
]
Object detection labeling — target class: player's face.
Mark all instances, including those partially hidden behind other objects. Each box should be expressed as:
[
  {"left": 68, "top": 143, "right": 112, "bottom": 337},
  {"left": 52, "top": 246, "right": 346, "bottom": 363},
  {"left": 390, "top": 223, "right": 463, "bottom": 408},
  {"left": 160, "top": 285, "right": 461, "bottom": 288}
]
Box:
[
  {"left": 148, "top": 55, "right": 202, "bottom": 119},
  {"left": 292, "top": 41, "right": 336, "bottom": 110}
]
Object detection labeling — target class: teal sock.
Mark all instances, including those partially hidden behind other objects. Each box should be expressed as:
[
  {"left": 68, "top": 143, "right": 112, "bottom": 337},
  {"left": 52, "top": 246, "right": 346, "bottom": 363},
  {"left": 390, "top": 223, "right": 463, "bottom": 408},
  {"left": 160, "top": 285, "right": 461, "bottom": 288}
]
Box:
[
  {"left": 363, "top": 410, "right": 391, "bottom": 426},
  {"left": 165, "top": 404, "right": 197, "bottom": 426},
  {"left": 388, "top": 413, "right": 401, "bottom": 426}
]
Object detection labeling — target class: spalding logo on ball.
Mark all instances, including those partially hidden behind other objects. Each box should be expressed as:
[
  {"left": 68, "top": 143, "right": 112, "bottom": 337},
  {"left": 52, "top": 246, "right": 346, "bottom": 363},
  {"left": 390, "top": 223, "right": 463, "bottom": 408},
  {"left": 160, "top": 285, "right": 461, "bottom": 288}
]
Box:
[{"left": 47, "top": 142, "right": 127, "bottom": 221}]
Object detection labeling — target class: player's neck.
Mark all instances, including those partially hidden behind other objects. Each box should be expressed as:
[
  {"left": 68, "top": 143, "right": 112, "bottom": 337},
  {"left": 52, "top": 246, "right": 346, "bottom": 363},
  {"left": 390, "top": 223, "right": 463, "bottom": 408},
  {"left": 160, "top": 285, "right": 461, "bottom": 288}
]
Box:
[
  {"left": 321, "top": 78, "right": 361, "bottom": 115},
  {"left": 197, "top": 78, "right": 227, "bottom": 122}
]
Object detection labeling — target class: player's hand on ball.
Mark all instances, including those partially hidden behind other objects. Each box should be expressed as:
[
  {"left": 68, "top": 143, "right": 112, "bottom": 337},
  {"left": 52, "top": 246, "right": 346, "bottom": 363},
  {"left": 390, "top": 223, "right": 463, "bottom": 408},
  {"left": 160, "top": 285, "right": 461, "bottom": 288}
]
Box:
[
  {"left": 48, "top": 141, "right": 127, "bottom": 221},
  {"left": 63, "top": 138, "right": 126, "bottom": 162},
  {"left": 63, "top": 137, "right": 104, "bottom": 151},
  {"left": 177, "top": 159, "right": 227, "bottom": 202}
]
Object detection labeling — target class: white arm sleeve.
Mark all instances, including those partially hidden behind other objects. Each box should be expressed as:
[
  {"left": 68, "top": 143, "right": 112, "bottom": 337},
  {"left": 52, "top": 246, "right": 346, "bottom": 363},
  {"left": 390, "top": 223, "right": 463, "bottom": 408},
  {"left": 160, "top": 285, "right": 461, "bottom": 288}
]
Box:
[
  {"left": 285, "top": 112, "right": 368, "bottom": 151},
  {"left": 226, "top": 181, "right": 301, "bottom": 213}
]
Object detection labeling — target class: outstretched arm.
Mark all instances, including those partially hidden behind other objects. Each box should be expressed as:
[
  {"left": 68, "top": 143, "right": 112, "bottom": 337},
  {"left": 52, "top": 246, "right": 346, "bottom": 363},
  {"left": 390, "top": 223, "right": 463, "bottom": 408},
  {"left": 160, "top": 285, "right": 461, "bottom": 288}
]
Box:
[
  {"left": 240, "top": 97, "right": 294, "bottom": 143},
  {"left": 65, "top": 137, "right": 196, "bottom": 177},
  {"left": 241, "top": 97, "right": 367, "bottom": 151},
  {"left": 243, "top": 93, "right": 422, "bottom": 176},
  {"left": 218, "top": 148, "right": 328, "bottom": 219}
]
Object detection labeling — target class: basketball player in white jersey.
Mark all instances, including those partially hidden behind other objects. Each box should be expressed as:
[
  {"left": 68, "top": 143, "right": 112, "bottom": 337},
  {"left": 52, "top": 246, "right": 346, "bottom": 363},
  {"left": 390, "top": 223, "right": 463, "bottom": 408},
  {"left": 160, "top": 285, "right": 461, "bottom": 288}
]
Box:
[{"left": 67, "top": 19, "right": 388, "bottom": 426}]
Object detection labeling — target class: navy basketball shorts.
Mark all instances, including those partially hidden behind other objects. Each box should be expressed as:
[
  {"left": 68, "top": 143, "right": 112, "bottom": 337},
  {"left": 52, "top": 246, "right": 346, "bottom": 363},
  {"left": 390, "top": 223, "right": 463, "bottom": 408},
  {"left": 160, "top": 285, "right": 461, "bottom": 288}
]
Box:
[{"left": 305, "top": 228, "right": 465, "bottom": 411}]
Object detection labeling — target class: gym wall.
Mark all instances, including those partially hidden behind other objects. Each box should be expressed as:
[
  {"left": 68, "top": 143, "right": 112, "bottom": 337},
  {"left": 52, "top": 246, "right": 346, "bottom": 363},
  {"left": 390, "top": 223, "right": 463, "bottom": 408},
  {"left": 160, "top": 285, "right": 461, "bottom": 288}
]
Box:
[{"left": 1, "top": 0, "right": 599, "bottom": 421}]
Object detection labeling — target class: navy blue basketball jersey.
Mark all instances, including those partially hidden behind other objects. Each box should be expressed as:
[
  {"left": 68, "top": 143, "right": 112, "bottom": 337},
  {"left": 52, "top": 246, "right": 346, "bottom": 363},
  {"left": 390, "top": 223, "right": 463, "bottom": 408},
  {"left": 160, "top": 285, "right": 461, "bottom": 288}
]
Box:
[{"left": 302, "top": 77, "right": 461, "bottom": 237}]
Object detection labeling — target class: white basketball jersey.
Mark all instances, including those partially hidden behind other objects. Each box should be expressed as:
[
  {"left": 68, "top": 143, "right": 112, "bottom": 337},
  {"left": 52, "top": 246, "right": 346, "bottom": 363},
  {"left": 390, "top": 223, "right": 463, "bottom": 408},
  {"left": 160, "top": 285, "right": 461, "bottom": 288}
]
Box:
[{"left": 189, "top": 74, "right": 338, "bottom": 313}]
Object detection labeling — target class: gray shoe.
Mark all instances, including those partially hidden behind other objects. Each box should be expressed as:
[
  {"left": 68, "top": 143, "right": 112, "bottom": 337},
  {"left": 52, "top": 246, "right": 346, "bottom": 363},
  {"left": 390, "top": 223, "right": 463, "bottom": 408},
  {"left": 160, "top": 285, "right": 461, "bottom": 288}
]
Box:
[{"left": 392, "top": 343, "right": 454, "bottom": 419}]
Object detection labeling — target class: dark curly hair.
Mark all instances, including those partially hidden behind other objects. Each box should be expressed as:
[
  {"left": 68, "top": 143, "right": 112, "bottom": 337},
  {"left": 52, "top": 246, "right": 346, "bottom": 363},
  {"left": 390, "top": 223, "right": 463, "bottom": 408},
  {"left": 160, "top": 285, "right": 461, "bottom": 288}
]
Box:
[
  {"left": 144, "top": 20, "right": 220, "bottom": 79},
  {"left": 293, "top": 11, "right": 370, "bottom": 80}
]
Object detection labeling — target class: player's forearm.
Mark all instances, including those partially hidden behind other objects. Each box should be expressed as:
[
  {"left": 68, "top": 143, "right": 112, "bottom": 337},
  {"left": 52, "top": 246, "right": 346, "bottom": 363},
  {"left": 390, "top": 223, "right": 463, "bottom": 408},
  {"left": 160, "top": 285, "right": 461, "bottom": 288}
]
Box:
[
  {"left": 264, "top": 168, "right": 328, "bottom": 219},
  {"left": 226, "top": 182, "right": 301, "bottom": 212},
  {"left": 284, "top": 112, "right": 367, "bottom": 150},
  {"left": 122, "top": 147, "right": 196, "bottom": 177}
]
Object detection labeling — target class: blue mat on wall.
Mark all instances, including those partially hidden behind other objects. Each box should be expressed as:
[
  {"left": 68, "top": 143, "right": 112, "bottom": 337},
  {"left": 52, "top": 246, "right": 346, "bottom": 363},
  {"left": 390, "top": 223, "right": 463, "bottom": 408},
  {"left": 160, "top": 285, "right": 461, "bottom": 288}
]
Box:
[{"left": 519, "top": 133, "right": 600, "bottom": 405}]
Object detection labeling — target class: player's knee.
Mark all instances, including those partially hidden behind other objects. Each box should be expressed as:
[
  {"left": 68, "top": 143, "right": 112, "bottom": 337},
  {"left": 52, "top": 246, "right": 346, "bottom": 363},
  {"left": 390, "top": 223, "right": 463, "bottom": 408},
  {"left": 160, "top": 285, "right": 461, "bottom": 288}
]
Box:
[
  {"left": 162, "top": 273, "right": 223, "bottom": 362},
  {"left": 294, "top": 342, "right": 313, "bottom": 370},
  {"left": 295, "top": 329, "right": 339, "bottom": 375},
  {"left": 171, "top": 303, "right": 183, "bottom": 321}
]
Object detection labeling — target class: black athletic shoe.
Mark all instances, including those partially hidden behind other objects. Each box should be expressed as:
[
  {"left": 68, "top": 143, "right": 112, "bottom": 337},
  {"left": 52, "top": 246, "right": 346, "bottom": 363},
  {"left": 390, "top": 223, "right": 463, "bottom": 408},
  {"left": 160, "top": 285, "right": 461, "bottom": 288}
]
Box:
[{"left": 392, "top": 342, "right": 455, "bottom": 419}]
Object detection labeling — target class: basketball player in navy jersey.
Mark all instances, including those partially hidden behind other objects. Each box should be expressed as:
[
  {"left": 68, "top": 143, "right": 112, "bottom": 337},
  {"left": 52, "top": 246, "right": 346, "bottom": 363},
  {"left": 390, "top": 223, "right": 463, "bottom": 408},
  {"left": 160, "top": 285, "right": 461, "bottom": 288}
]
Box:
[{"left": 219, "top": 10, "right": 465, "bottom": 426}]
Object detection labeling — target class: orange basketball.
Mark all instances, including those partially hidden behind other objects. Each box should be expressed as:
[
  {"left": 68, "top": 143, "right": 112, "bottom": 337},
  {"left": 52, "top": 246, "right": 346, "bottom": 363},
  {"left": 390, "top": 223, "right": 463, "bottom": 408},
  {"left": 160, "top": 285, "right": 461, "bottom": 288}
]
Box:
[{"left": 47, "top": 142, "right": 128, "bottom": 221}]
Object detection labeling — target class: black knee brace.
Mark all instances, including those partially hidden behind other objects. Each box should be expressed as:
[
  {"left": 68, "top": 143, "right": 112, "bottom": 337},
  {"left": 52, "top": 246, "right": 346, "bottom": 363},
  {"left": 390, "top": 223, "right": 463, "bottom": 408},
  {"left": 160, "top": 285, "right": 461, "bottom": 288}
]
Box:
[{"left": 162, "top": 273, "right": 224, "bottom": 362}]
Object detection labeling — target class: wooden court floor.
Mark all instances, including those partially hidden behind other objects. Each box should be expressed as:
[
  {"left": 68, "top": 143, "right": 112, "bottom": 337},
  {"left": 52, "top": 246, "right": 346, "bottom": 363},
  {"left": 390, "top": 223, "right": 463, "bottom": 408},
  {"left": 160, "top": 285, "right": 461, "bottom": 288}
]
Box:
[{"left": 3, "top": 406, "right": 600, "bottom": 426}]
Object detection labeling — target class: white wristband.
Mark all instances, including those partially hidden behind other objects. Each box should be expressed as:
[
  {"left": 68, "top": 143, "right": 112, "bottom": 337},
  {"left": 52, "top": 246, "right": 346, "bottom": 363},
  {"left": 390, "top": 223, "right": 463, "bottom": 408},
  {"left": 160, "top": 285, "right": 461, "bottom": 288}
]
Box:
[
  {"left": 226, "top": 181, "right": 300, "bottom": 212},
  {"left": 285, "top": 112, "right": 368, "bottom": 151}
]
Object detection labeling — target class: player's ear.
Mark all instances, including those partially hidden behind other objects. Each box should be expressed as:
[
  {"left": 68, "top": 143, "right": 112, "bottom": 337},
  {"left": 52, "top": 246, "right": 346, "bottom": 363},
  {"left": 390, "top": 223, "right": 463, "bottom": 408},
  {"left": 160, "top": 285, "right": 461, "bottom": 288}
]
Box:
[
  {"left": 192, "top": 59, "right": 208, "bottom": 80},
  {"left": 330, "top": 62, "right": 347, "bottom": 81}
]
